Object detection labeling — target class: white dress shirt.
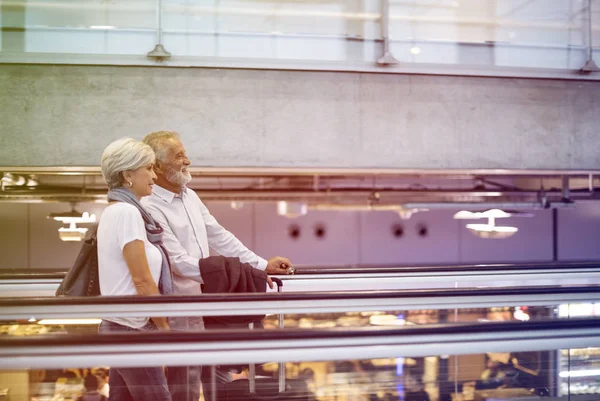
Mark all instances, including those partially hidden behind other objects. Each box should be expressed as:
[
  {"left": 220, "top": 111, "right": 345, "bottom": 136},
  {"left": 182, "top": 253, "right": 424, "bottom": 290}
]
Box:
[{"left": 141, "top": 184, "right": 267, "bottom": 296}]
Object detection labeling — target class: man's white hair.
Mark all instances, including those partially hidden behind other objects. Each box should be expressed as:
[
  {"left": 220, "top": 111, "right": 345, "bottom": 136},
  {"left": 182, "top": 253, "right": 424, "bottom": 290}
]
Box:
[
  {"left": 101, "top": 137, "right": 155, "bottom": 189},
  {"left": 142, "top": 130, "right": 180, "bottom": 163}
]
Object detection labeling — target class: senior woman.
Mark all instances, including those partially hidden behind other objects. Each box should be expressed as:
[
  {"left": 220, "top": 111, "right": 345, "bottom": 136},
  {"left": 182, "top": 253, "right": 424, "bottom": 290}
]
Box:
[{"left": 97, "top": 137, "right": 172, "bottom": 401}]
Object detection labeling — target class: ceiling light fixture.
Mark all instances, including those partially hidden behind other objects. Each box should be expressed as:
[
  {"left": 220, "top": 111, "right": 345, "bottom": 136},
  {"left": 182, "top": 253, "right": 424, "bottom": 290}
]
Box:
[
  {"left": 58, "top": 223, "right": 89, "bottom": 242},
  {"left": 1, "top": 173, "right": 13, "bottom": 190},
  {"left": 1, "top": 172, "right": 26, "bottom": 187},
  {"left": 454, "top": 209, "right": 519, "bottom": 239},
  {"left": 13, "top": 175, "right": 26, "bottom": 186},
  {"left": 376, "top": 0, "right": 399, "bottom": 65},
  {"left": 465, "top": 222, "right": 518, "bottom": 239},
  {"left": 397, "top": 208, "right": 421, "bottom": 220},
  {"left": 1, "top": 173, "right": 14, "bottom": 184},
  {"left": 230, "top": 201, "right": 245, "bottom": 210},
  {"left": 581, "top": 0, "right": 600, "bottom": 73},
  {"left": 48, "top": 205, "right": 97, "bottom": 242},
  {"left": 277, "top": 201, "right": 307, "bottom": 218},
  {"left": 49, "top": 210, "right": 97, "bottom": 224},
  {"left": 25, "top": 175, "right": 39, "bottom": 187},
  {"left": 147, "top": 0, "right": 171, "bottom": 60},
  {"left": 453, "top": 209, "right": 512, "bottom": 219}
]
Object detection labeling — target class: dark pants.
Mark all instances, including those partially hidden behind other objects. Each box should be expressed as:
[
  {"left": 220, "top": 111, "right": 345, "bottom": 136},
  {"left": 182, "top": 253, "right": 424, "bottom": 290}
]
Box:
[
  {"left": 163, "top": 316, "right": 204, "bottom": 401},
  {"left": 200, "top": 367, "right": 233, "bottom": 401},
  {"left": 99, "top": 320, "right": 171, "bottom": 401},
  {"left": 163, "top": 365, "right": 231, "bottom": 401},
  {"left": 166, "top": 365, "right": 202, "bottom": 401}
]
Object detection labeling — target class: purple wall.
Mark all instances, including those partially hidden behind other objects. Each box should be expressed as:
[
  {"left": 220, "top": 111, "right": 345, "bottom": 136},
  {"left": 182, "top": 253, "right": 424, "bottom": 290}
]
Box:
[
  {"left": 1, "top": 201, "right": 599, "bottom": 269},
  {"left": 204, "top": 202, "right": 589, "bottom": 267},
  {"left": 558, "top": 203, "right": 600, "bottom": 261}
]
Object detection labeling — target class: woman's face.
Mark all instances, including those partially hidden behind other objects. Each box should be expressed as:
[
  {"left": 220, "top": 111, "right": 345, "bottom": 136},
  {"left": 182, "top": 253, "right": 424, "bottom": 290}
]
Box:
[{"left": 127, "top": 163, "right": 157, "bottom": 198}]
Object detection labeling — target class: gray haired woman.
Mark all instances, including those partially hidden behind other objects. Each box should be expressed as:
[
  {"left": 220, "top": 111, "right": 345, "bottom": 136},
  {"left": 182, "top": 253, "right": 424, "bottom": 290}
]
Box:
[{"left": 97, "top": 137, "right": 172, "bottom": 401}]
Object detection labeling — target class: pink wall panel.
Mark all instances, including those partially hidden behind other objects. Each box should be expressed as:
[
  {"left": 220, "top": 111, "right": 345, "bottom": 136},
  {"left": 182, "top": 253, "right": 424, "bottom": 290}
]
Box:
[
  {"left": 458, "top": 209, "right": 553, "bottom": 263},
  {"left": 252, "top": 203, "right": 360, "bottom": 266},
  {"left": 359, "top": 210, "right": 461, "bottom": 265},
  {"left": 558, "top": 203, "right": 600, "bottom": 260},
  {"left": 203, "top": 201, "right": 256, "bottom": 252}
]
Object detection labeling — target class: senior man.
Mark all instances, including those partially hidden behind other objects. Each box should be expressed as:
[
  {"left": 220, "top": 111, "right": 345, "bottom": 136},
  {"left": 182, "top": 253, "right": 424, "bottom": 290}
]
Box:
[{"left": 141, "top": 130, "right": 292, "bottom": 401}]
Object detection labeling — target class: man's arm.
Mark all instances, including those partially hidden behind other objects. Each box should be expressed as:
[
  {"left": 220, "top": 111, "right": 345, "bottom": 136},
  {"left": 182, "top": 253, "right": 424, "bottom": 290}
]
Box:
[
  {"left": 145, "top": 204, "right": 203, "bottom": 282},
  {"left": 198, "top": 198, "right": 291, "bottom": 274},
  {"left": 199, "top": 198, "right": 268, "bottom": 270}
]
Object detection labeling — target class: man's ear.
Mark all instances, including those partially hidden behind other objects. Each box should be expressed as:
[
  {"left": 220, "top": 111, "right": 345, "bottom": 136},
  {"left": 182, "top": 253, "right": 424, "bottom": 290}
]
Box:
[{"left": 153, "top": 160, "right": 164, "bottom": 174}]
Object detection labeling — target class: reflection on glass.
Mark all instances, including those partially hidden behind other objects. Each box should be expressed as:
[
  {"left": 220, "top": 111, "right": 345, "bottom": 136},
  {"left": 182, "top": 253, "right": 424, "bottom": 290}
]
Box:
[
  {"left": 560, "top": 348, "right": 600, "bottom": 396},
  {"left": 387, "top": 0, "right": 599, "bottom": 69},
  {"left": 0, "top": 0, "right": 597, "bottom": 73},
  {"left": 3, "top": 301, "right": 598, "bottom": 337},
  {"left": 2, "top": 302, "right": 600, "bottom": 399},
  {"left": 0, "top": 304, "right": 567, "bottom": 336},
  {"left": 22, "top": 0, "right": 156, "bottom": 55},
  {"left": 261, "top": 305, "right": 554, "bottom": 330},
  {"left": 5, "top": 348, "right": 600, "bottom": 400}
]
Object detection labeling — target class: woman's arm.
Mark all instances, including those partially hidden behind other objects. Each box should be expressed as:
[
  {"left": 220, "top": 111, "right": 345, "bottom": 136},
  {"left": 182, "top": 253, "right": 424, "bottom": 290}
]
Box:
[{"left": 123, "top": 240, "right": 169, "bottom": 331}]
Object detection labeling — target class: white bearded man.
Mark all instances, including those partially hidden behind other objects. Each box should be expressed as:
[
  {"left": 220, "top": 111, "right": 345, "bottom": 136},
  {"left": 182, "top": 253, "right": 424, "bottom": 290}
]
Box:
[{"left": 141, "top": 130, "right": 292, "bottom": 401}]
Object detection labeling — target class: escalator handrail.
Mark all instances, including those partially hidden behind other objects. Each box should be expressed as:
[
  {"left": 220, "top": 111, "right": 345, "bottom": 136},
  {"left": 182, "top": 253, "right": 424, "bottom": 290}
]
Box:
[
  {"left": 2, "top": 317, "right": 599, "bottom": 347},
  {"left": 1, "top": 284, "right": 599, "bottom": 307},
  {"left": 2, "top": 318, "right": 600, "bottom": 370},
  {"left": 289, "top": 260, "right": 600, "bottom": 275},
  {"left": 0, "top": 285, "right": 599, "bottom": 320},
  {"left": 2, "top": 261, "right": 600, "bottom": 280}
]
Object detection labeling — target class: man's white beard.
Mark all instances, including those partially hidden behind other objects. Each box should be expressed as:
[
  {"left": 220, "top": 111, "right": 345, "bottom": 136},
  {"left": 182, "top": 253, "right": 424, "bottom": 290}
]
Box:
[{"left": 166, "top": 169, "right": 192, "bottom": 187}]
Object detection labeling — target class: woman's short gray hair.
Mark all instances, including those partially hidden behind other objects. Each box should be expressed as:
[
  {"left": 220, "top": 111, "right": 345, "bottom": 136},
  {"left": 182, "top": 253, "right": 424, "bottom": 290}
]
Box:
[
  {"left": 142, "top": 130, "right": 180, "bottom": 163},
  {"left": 101, "top": 138, "right": 156, "bottom": 189}
]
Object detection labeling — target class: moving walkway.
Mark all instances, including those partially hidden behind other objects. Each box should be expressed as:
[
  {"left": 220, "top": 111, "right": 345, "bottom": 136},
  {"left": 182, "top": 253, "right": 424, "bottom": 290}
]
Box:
[
  {"left": 1, "top": 261, "right": 600, "bottom": 297},
  {"left": 0, "top": 285, "right": 599, "bottom": 401}
]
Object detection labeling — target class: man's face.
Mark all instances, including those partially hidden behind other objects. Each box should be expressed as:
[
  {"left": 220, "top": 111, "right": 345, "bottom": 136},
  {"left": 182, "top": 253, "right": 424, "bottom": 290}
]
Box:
[{"left": 160, "top": 138, "right": 192, "bottom": 187}]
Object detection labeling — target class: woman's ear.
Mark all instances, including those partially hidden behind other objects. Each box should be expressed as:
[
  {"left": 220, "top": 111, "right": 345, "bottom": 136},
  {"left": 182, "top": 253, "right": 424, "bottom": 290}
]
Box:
[{"left": 122, "top": 171, "right": 133, "bottom": 184}]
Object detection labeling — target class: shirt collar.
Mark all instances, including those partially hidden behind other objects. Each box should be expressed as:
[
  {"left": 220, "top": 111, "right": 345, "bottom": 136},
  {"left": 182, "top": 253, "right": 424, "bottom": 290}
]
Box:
[{"left": 151, "top": 184, "right": 183, "bottom": 204}]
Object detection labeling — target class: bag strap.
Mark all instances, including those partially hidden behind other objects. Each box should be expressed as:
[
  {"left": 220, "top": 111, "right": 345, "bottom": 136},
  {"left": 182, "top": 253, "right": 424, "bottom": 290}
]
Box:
[
  {"left": 88, "top": 225, "right": 98, "bottom": 242},
  {"left": 86, "top": 225, "right": 99, "bottom": 297}
]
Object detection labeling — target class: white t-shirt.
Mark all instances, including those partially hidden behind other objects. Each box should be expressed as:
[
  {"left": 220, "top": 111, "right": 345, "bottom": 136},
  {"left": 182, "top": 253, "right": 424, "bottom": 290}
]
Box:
[{"left": 97, "top": 202, "right": 162, "bottom": 328}]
